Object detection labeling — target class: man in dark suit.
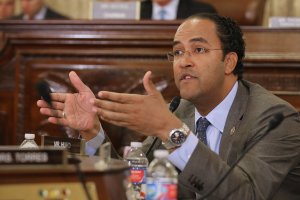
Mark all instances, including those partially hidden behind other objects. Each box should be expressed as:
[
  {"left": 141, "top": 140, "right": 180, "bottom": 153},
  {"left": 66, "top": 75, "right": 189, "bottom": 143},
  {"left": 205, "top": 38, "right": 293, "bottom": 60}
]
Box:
[
  {"left": 12, "top": 0, "right": 67, "bottom": 20},
  {"left": 37, "top": 14, "right": 300, "bottom": 199},
  {"left": 140, "top": 0, "right": 216, "bottom": 20}
]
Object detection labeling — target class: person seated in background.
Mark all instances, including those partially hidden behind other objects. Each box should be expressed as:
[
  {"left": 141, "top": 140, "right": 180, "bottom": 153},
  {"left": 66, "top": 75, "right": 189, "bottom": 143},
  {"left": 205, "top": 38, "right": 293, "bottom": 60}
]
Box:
[
  {"left": 0, "top": 0, "right": 14, "bottom": 20},
  {"left": 12, "top": 0, "right": 67, "bottom": 20},
  {"left": 140, "top": 0, "right": 216, "bottom": 20},
  {"left": 37, "top": 13, "right": 300, "bottom": 199}
]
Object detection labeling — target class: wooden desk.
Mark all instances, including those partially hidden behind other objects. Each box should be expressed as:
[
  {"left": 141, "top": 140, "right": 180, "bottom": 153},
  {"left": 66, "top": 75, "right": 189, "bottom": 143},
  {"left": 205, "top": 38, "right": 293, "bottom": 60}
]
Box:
[
  {"left": 0, "top": 156, "right": 129, "bottom": 200},
  {"left": 1, "top": 20, "right": 300, "bottom": 153}
]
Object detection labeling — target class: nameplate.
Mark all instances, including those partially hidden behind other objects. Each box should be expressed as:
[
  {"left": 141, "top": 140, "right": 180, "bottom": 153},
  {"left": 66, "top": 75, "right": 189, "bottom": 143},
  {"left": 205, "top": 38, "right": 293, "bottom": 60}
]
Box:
[
  {"left": 0, "top": 147, "right": 67, "bottom": 165},
  {"left": 269, "top": 17, "right": 300, "bottom": 27},
  {"left": 41, "top": 136, "right": 86, "bottom": 155},
  {"left": 91, "top": 1, "right": 140, "bottom": 20}
]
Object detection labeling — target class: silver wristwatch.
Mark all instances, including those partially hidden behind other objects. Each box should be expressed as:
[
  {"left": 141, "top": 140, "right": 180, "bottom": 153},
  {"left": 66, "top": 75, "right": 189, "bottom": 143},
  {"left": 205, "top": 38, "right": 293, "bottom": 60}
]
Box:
[{"left": 162, "top": 123, "right": 190, "bottom": 150}]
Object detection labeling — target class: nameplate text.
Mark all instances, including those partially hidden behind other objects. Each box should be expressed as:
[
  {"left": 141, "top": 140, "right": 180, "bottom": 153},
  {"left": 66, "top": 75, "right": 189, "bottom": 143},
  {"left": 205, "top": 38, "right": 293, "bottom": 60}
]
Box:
[{"left": 0, "top": 147, "right": 67, "bottom": 165}]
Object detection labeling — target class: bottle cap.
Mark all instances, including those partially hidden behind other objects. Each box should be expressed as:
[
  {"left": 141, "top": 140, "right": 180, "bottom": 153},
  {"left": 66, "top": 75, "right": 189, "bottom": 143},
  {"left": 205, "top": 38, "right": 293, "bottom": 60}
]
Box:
[
  {"left": 154, "top": 149, "right": 169, "bottom": 158},
  {"left": 130, "top": 142, "right": 142, "bottom": 148},
  {"left": 24, "top": 133, "right": 35, "bottom": 140}
]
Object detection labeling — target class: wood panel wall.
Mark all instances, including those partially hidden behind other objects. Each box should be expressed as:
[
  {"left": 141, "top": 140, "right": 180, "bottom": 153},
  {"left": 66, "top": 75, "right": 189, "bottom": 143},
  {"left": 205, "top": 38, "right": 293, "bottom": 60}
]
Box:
[{"left": 0, "top": 20, "right": 300, "bottom": 154}]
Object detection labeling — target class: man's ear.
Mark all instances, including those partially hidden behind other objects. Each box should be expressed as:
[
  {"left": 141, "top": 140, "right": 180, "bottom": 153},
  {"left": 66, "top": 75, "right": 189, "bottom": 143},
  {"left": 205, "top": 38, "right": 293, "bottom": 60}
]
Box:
[{"left": 224, "top": 52, "right": 238, "bottom": 75}]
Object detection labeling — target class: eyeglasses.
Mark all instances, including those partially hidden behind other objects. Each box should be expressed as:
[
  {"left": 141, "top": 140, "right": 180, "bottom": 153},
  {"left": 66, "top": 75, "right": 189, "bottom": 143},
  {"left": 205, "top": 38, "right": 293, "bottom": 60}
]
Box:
[{"left": 167, "top": 47, "right": 223, "bottom": 62}]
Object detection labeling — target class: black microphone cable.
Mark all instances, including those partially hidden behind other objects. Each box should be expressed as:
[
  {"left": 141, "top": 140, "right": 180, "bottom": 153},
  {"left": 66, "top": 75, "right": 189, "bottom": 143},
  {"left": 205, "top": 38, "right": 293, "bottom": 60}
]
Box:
[
  {"left": 145, "top": 96, "right": 181, "bottom": 157},
  {"left": 197, "top": 112, "right": 284, "bottom": 200},
  {"left": 71, "top": 154, "right": 93, "bottom": 200}
]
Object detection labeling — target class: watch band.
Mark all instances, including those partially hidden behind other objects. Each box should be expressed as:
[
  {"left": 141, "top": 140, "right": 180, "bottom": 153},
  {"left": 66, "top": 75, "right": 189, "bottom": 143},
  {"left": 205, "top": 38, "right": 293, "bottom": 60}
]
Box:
[{"left": 162, "top": 123, "right": 190, "bottom": 150}]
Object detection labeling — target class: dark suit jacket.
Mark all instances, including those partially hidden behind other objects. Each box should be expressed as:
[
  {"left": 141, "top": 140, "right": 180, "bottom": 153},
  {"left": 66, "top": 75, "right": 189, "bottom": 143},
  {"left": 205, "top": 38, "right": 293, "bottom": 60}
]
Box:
[
  {"left": 140, "top": 0, "right": 216, "bottom": 20},
  {"left": 12, "top": 7, "right": 68, "bottom": 20},
  {"left": 142, "top": 80, "right": 300, "bottom": 199}
]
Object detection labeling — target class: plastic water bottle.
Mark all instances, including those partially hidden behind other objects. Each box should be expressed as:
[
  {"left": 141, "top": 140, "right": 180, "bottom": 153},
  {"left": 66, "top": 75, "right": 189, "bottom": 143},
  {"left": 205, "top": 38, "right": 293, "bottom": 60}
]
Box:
[
  {"left": 146, "top": 149, "right": 178, "bottom": 200},
  {"left": 19, "top": 133, "right": 39, "bottom": 149},
  {"left": 125, "top": 142, "right": 149, "bottom": 200}
]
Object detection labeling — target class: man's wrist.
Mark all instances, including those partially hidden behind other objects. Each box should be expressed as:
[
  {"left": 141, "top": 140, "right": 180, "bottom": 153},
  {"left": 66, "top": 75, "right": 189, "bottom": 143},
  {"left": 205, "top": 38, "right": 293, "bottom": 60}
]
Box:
[
  {"left": 162, "top": 123, "right": 190, "bottom": 150},
  {"left": 159, "top": 118, "right": 183, "bottom": 142},
  {"left": 80, "top": 120, "right": 102, "bottom": 141}
]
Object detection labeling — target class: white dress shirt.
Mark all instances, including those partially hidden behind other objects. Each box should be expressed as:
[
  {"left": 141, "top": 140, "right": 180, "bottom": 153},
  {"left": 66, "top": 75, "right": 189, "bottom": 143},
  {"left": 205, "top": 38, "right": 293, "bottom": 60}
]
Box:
[
  {"left": 152, "top": 0, "right": 180, "bottom": 20},
  {"left": 23, "top": 6, "right": 47, "bottom": 20},
  {"left": 168, "top": 82, "right": 238, "bottom": 170}
]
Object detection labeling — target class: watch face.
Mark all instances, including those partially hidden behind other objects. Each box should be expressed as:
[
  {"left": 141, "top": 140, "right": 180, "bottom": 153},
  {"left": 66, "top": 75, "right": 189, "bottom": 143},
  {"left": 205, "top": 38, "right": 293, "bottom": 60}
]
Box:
[{"left": 170, "top": 130, "right": 186, "bottom": 145}]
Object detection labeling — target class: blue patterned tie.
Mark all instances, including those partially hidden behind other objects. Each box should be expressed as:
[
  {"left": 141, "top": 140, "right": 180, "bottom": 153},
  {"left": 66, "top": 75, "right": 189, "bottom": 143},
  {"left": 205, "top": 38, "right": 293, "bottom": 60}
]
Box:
[
  {"left": 159, "top": 9, "right": 166, "bottom": 20},
  {"left": 196, "top": 117, "right": 210, "bottom": 145}
]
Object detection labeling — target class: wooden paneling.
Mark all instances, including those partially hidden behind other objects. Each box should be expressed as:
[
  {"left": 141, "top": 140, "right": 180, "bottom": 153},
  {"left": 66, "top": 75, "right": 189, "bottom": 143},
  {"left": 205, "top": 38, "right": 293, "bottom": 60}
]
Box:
[
  {"left": 0, "top": 20, "right": 300, "bottom": 153},
  {"left": 0, "top": 91, "right": 14, "bottom": 145}
]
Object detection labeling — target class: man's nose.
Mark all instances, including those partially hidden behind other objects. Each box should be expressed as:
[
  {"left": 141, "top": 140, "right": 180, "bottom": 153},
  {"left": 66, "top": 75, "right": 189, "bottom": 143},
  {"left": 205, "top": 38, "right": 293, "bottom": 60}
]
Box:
[{"left": 179, "top": 52, "right": 193, "bottom": 68}]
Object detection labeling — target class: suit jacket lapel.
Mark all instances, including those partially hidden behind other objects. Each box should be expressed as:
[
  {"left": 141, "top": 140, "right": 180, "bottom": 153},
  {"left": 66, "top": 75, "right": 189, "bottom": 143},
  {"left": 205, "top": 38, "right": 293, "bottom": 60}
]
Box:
[{"left": 219, "top": 81, "right": 249, "bottom": 161}]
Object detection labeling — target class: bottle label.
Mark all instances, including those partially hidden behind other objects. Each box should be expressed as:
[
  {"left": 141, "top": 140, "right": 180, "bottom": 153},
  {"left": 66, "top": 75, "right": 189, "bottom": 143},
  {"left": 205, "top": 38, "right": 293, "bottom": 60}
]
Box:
[
  {"left": 146, "top": 177, "right": 177, "bottom": 200},
  {"left": 130, "top": 167, "right": 147, "bottom": 184},
  {"left": 130, "top": 167, "right": 147, "bottom": 199}
]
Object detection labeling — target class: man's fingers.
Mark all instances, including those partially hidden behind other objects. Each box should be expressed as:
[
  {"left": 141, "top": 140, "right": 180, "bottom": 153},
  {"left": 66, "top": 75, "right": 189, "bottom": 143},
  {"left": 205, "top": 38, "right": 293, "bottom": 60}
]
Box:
[
  {"left": 50, "top": 102, "right": 64, "bottom": 110},
  {"left": 49, "top": 93, "right": 66, "bottom": 103},
  {"left": 91, "top": 98, "right": 133, "bottom": 113},
  {"left": 37, "top": 100, "right": 64, "bottom": 110},
  {"left": 37, "top": 93, "right": 66, "bottom": 106},
  {"left": 69, "top": 71, "right": 90, "bottom": 93},
  {"left": 96, "top": 106, "right": 130, "bottom": 124},
  {"left": 97, "top": 71, "right": 160, "bottom": 104},
  {"left": 96, "top": 108, "right": 141, "bottom": 131},
  {"left": 98, "top": 91, "right": 140, "bottom": 104},
  {"left": 48, "top": 117, "right": 68, "bottom": 126},
  {"left": 37, "top": 100, "right": 51, "bottom": 108},
  {"left": 40, "top": 108, "right": 64, "bottom": 118},
  {"left": 143, "top": 71, "right": 160, "bottom": 96}
]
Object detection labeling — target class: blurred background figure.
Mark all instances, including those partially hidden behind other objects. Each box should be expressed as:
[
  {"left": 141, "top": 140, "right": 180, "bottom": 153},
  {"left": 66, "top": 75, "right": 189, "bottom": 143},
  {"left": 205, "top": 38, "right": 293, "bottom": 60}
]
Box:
[
  {"left": 0, "top": 0, "right": 15, "bottom": 20},
  {"left": 140, "top": 0, "right": 216, "bottom": 20},
  {"left": 12, "top": 0, "right": 67, "bottom": 20}
]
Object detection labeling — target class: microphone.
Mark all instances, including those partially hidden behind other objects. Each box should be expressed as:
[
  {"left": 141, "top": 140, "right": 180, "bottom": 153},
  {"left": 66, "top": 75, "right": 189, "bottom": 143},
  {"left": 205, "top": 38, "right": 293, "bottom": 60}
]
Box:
[
  {"left": 145, "top": 96, "right": 181, "bottom": 157},
  {"left": 36, "top": 80, "right": 52, "bottom": 106},
  {"left": 169, "top": 96, "right": 181, "bottom": 112},
  {"left": 198, "top": 112, "right": 284, "bottom": 200}
]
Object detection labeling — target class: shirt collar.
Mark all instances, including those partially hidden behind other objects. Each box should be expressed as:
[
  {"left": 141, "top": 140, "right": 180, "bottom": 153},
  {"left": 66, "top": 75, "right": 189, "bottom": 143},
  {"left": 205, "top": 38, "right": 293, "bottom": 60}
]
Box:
[
  {"left": 195, "top": 81, "right": 238, "bottom": 133},
  {"left": 152, "top": 0, "right": 179, "bottom": 20},
  {"left": 23, "top": 6, "right": 47, "bottom": 20}
]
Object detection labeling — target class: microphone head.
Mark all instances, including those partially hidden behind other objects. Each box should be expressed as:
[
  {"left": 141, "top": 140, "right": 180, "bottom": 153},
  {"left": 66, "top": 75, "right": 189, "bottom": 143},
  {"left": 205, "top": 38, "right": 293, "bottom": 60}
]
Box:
[
  {"left": 36, "top": 80, "right": 52, "bottom": 106},
  {"left": 169, "top": 96, "right": 181, "bottom": 112},
  {"left": 268, "top": 112, "right": 284, "bottom": 131}
]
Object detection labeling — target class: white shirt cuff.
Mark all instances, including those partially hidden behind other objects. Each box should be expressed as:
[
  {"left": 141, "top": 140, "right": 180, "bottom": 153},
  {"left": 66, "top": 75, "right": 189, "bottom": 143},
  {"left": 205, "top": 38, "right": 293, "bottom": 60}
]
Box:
[
  {"left": 168, "top": 133, "right": 198, "bottom": 171},
  {"left": 85, "top": 128, "right": 105, "bottom": 156}
]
